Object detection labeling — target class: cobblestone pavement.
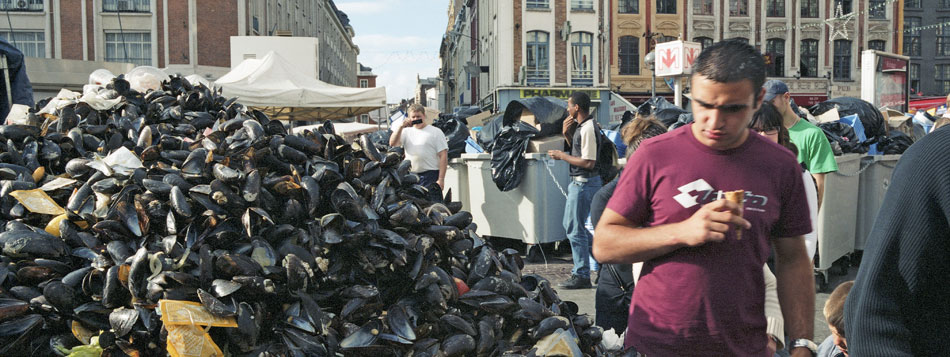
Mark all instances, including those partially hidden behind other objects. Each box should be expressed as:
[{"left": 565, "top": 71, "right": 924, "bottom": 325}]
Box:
[{"left": 512, "top": 240, "right": 859, "bottom": 345}]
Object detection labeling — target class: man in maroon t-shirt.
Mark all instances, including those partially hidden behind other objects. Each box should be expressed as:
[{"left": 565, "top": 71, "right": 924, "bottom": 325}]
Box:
[{"left": 593, "top": 40, "right": 817, "bottom": 357}]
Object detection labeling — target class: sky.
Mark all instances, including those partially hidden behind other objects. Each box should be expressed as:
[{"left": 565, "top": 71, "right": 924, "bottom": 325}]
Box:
[{"left": 336, "top": 0, "right": 448, "bottom": 103}]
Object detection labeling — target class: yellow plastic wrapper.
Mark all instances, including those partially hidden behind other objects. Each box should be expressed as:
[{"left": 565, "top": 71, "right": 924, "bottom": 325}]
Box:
[
  {"left": 165, "top": 324, "right": 224, "bottom": 357},
  {"left": 9, "top": 189, "right": 66, "bottom": 215},
  {"left": 158, "top": 300, "right": 237, "bottom": 327}
]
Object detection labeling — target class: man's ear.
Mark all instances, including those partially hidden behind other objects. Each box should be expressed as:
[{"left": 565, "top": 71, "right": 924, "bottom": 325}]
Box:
[{"left": 783, "top": 92, "right": 792, "bottom": 103}]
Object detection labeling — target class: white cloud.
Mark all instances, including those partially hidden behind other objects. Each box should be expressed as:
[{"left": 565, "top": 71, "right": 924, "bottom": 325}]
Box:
[{"left": 335, "top": 0, "right": 395, "bottom": 16}]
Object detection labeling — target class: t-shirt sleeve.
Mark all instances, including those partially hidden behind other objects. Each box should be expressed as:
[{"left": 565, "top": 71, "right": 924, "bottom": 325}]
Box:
[
  {"left": 806, "top": 131, "right": 839, "bottom": 174},
  {"left": 771, "top": 160, "right": 813, "bottom": 238},
  {"left": 580, "top": 123, "right": 598, "bottom": 161},
  {"left": 606, "top": 146, "right": 653, "bottom": 225},
  {"left": 432, "top": 128, "right": 449, "bottom": 152}
]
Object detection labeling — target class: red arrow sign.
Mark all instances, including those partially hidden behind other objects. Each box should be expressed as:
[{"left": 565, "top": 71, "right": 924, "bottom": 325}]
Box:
[
  {"left": 686, "top": 48, "right": 697, "bottom": 66},
  {"left": 661, "top": 48, "right": 677, "bottom": 69}
]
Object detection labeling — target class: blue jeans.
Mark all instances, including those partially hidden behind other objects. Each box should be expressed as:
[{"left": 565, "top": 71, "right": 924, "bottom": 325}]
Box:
[{"left": 563, "top": 175, "right": 602, "bottom": 279}]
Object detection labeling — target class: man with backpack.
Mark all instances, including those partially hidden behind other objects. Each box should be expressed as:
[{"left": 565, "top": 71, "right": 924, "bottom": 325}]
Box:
[{"left": 548, "top": 91, "right": 606, "bottom": 289}]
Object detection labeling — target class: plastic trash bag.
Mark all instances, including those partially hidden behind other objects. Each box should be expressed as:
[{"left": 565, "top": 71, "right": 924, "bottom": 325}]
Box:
[
  {"left": 477, "top": 113, "right": 527, "bottom": 153},
  {"left": 655, "top": 107, "right": 689, "bottom": 128},
  {"left": 602, "top": 129, "right": 626, "bottom": 158},
  {"left": 464, "top": 137, "right": 484, "bottom": 153},
  {"left": 668, "top": 113, "right": 694, "bottom": 131},
  {"left": 490, "top": 125, "right": 539, "bottom": 191},
  {"left": 432, "top": 114, "right": 470, "bottom": 159},
  {"left": 818, "top": 121, "right": 868, "bottom": 154},
  {"left": 641, "top": 96, "right": 679, "bottom": 114},
  {"left": 502, "top": 96, "right": 568, "bottom": 137},
  {"left": 808, "top": 97, "right": 887, "bottom": 144},
  {"left": 879, "top": 130, "right": 913, "bottom": 154}
]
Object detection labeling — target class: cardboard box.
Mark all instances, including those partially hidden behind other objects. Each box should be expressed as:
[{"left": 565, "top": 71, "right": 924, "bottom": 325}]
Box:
[
  {"left": 815, "top": 107, "right": 840, "bottom": 123},
  {"left": 520, "top": 109, "right": 542, "bottom": 131},
  {"left": 527, "top": 135, "right": 566, "bottom": 153},
  {"left": 465, "top": 111, "right": 493, "bottom": 127}
]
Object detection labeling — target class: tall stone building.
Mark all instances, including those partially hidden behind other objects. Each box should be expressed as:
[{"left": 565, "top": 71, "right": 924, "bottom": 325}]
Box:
[
  {"left": 0, "top": 0, "right": 357, "bottom": 86},
  {"left": 440, "top": 0, "right": 612, "bottom": 123},
  {"left": 902, "top": 0, "right": 950, "bottom": 96},
  {"left": 610, "top": 0, "right": 902, "bottom": 105}
]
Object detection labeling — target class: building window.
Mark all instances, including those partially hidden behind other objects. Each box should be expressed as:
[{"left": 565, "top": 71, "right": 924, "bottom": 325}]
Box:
[
  {"left": 731, "top": 0, "right": 748, "bottom": 16},
  {"left": 526, "top": 31, "right": 549, "bottom": 86},
  {"left": 359, "top": 79, "right": 369, "bottom": 88},
  {"left": 0, "top": 32, "right": 45, "bottom": 58},
  {"left": 694, "top": 37, "right": 713, "bottom": 50},
  {"left": 801, "top": 0, "right": 818, "bottom": 17},
  {"left": 868, "top": 40, "right": 885, "bottom": 52},
  {"left": 619, "top": 0, "right": 638, "bottom": 13},
  {"left": 905, "top": 0, "right": 920, "bottom": 8},
  {"left": 571, "top": 32, "right": 594, "bottom": 86},
  {"left": 694, "top": 0, "right": 713, "bottom": 15},
  {"left": 938, "top": 65, "right": 950, "bottom": 95},
  {"left": 904, "top": 17, "right": 921, "bottom": 57},
  {"left": 657, "top": 35, "right": 677, "bottom": 44},
  {"left": 869, "top": 0, "right": 886, "bottom": 19},
  {"left": 103, "top": 0, "right": 150, "bottom": 12},
  {"left": 767, "top": 0, "right": 785, "bottom": 17},
  {"left": 766, "top": 39, "right": 785, "bottom": 77},
  {"left": 571, "top": 0, "right": 594, "bottom": 11},
  {"left": 943, "top": 0, "right": 950, "bottom": 8},
  {"left": 910, "top": 63, "right": 920, "bottom": 93},
  {"left": 939, "top": 18, "right": 950, "bottom": 56},
  {"left": 526, "top": 0, "right": 549, "bottom": 8},
  {"left": 657, "top": 0, "right": 676, "bottom": 14},
  {"left": 833, "top": 40, "right": 851, "bottom": 80},
  {"left": 801, "top": 39, "right": 819, "bottom": 77},
  {"left": 619, "top": 36, "right": 639, "bottom": 75},
  {"left": 0, "top": 0, "right": 43, "bottom": 11},
  {"left": 360, "top": 114, "right": 369, "bottom": 123},
  {"left": 105, "top": 32, "right": 152, "bottom": 66},
  {"left": 834, "top": 0, "right": 851, "bottom": 14}
]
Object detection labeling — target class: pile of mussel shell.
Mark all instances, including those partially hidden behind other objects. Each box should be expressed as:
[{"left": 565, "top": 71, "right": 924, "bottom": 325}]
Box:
[{"left": 0, "top": 76, "right": 605, "bottom": 356}]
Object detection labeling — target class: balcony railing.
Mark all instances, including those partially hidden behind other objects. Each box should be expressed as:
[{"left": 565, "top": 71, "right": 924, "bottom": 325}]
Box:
[
  {"left": 0, "top": 0, "right": 43, "bottom": 11},
  {"left": 526, "top": 69, "right": 550, "bottom": 86},
  {"left": 526, "top": 0, "right": 549, "bottom": 9},
  {"left": 572, "top": 70, "right": 593, "bottom": 86},
  {"left": 572, "top": 0, "right": 594, "bottom": 10},
  {"left": 103, "top": 0, "right": 150, "bottom": 12}
]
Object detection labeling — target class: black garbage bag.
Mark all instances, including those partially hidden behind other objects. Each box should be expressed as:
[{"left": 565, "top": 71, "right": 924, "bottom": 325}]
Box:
[
  {"left": 642, "top": 96, "right": 678, "bottom": 114},
  {"left": 367, "top": 129, "right": 392, "bottom": 147},
  {"left": 432, "top": 114, "right": 470, "bottom": 159},
  {"left": 808, "top": 97, "right": 887, "bottom": 144},
  {"left": 478, "top": 113, "right": 530, "bottom": 153},
  {"left": 818, "top": 121, "right": 868, "bottom": 154},
  {"left": 455, "top": 107, "right": 482, "bottom": 122},
  {"left": 502, "top": 96, "right": 568, "bottom": 137},
  {"left": 490, "top": 124, "right": 539, "bottom": 191},
  {"left": 655, "top": 108, "right": 689, "bottom": 127},
  {"left": 879, "top": 130, "right": 914, "bottom": 155},
  {"left": 668, "top": 113, "right": 694, "bottom": 131}
]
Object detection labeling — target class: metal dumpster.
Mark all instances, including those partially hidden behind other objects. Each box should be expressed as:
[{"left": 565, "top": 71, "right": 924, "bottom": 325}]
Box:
[
  {"left": 462, "top": 152, "right": 569, "bottom": 245},
  {"left": 815, "top": 154, "right": 862, "bottom": 290},
  {"left": 855, "top": 154, "right": 900, "bottom": 251},
  {"left": 443, "top": 158, "right": 470, "bottom": 212}
]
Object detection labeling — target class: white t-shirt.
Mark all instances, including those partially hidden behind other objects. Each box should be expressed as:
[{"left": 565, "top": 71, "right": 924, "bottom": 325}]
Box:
[{"left": 399, "top": 125, "right": 448, "bottom": 172}]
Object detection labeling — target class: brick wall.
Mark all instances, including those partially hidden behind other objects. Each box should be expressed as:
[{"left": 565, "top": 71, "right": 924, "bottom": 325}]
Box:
[
  {"left": 555, "top": 0, "right": 566, "bottom": 83},
  {"left": 196, "top": 0, "right": 238, "bottom": 67},
  {"left": 167, "top": 0, "right": 190, "bottom": 65},
  {"left": 86, "top": 0, "right": 94, "bottom": 60},
  {"left": 157, "top": 0, "right": 164, "bottom": 66},
  {"left": 60, "top": 0, "right": 82, "bottom": 60}
]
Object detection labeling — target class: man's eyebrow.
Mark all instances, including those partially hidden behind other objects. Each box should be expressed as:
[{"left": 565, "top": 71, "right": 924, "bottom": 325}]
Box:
[{"left": 693, "top": 98, "right": 748, "bottom": 111}]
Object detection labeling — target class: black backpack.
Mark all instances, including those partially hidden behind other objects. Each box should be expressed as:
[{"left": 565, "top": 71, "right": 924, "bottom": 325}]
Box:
[{"left": 592, "top": 121, "right": 619, "bottom": 183}]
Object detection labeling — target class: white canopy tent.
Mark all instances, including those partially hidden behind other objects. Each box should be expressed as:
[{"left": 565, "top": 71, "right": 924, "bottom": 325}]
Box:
[{"left": 215, "top": 51, "right": 387, "bottom": 122}]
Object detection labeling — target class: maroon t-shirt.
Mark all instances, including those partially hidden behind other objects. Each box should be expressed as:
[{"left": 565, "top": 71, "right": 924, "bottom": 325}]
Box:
[{"left": 607, "top": 124, "right": 811, "bottom": 356}]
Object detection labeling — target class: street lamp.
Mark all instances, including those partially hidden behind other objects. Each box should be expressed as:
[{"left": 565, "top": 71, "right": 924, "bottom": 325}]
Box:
[{"left": 644, "top": 51, "right": 657, "bottom": 97}]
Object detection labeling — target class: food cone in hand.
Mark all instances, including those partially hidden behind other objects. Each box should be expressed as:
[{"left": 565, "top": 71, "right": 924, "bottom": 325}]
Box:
[{"left": 723, "top": 190, "right": 745, "bottom": 240}]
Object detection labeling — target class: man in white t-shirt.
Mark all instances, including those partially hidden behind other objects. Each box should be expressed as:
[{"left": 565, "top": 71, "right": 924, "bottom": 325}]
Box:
[{"left": 389, "top": 103, "right": 448, "bottom": 189}]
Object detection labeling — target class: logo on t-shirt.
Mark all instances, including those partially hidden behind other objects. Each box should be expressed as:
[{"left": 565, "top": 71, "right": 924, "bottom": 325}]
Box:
[{"left": 673, "top": 179, "right": 768, "bottom": 212}]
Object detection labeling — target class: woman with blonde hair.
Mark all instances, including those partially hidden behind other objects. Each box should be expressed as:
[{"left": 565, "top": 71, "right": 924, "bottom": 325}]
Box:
[{"left": 589, "top": 113, "right": 666, "bottom": 335}]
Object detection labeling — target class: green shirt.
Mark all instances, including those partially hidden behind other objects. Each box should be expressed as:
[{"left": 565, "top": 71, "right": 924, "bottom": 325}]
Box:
[{"left": 788, "top": 119, "right": 838, "bottom": 174}]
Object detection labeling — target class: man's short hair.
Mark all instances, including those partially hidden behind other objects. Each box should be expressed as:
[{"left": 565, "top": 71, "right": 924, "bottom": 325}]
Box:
[
  {"left": 824, "top": 280, "right": 855, "bottom": 336},
  {"left": 407, "top": 103, "right": 425, "bottom": 116},
  {"left": 570, "top": 92, "right": 591, "bottom": 114},
  {"left": 693, "top": 39, "right": 767, "bottom": 100}
]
